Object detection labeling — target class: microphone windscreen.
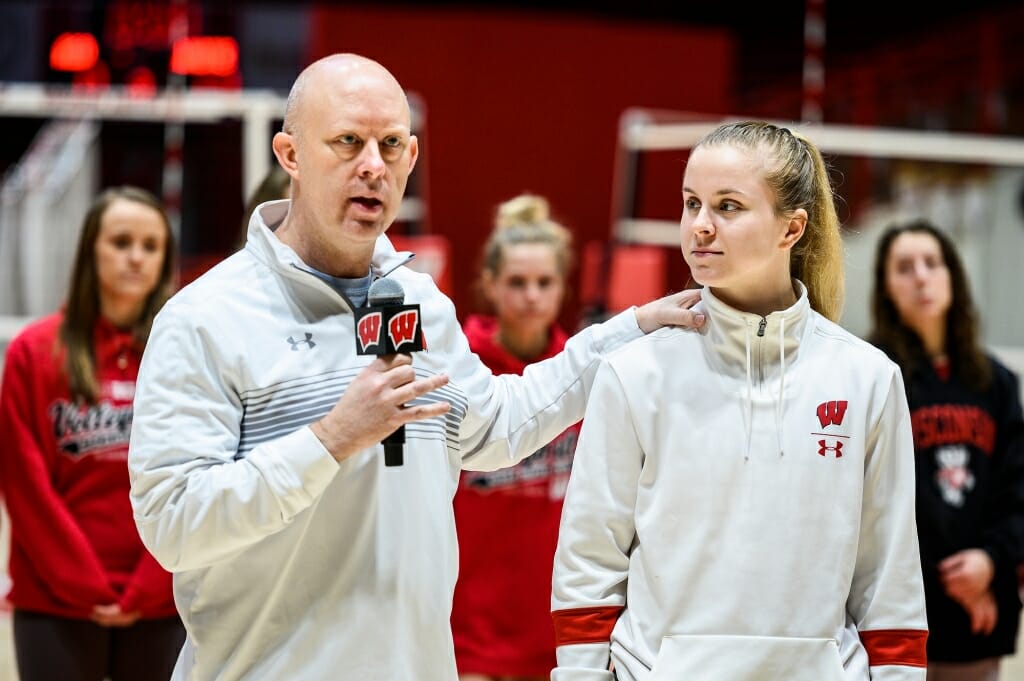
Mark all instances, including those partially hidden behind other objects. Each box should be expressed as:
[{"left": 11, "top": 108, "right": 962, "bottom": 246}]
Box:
[{"left": 367, "top": 277, "right": 405, "bottom": 307}]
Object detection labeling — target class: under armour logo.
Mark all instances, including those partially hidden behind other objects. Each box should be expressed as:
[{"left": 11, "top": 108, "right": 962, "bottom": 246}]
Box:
[
  {"left": 816, "top": 400, "right": 848, "bottom": 428},
  {"left": 818, "top": 439, "right": 843, "bottom": 458},
  {"left": 287, "top": 333, "right": 316, "bottom": 351}
]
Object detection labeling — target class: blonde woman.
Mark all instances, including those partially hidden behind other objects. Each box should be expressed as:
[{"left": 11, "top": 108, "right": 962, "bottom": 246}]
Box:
[
  {"left": 551, "top": 122, "right": 928, "bottom": 680},
  {"left": 453, "top": 194, "right": 575, "bottom": 681}
]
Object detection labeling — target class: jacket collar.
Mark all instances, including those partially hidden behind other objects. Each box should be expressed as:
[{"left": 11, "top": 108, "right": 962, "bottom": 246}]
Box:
[
  {"left": 701, "top": 280, "right": 811, "bottom": 378},
  {"left": 700, "top": 281, "right": 813, "bottom": 459}
]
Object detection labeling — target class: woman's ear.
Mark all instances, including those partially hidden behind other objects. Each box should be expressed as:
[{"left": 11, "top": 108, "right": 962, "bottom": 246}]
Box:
[
  {"left": 781, "top": 208, "right": 808, "bottom": 249},
  {"left": 480, "top": 269, "right": 496, "bottom": 305}
]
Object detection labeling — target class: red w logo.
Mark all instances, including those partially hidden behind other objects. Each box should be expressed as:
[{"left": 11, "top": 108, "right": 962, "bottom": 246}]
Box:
[
  {"left": 357, "top": 312, "right": 383, "bottom": 352},
  {"left": 818, "top": 439, "right": 844, "bottom": 458},
  {"left": 389, "top": 310, "right": 420, "bottom": 350},
  {"left": 816, "top": 400, "right": 848, "bottom": 428}
]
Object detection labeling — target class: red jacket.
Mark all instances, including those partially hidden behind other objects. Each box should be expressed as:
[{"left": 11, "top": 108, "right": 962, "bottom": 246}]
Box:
[
  {"left": 0, "top": 312, "right": 176, "bottom": 619},
  {"left": 451, "top": 315, "right": 580, "bottom": 676}
]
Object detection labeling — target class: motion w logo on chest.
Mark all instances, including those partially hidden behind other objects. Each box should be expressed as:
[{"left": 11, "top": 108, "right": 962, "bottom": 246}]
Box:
[{"left": 813, "top": 400, "right": 849, "bottom": 458}]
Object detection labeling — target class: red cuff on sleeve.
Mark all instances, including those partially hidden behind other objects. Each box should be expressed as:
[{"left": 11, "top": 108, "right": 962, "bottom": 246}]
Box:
[
  {"left": 552, "top": 606, "right": 623, "bottom": 646},
  {"left": 860, "top": 629, "right": 928, "bottom": 668}
]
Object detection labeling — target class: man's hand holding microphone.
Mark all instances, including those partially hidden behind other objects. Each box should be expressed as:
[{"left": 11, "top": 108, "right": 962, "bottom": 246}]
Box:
[{"left": 310, "top": 278, "right": 450, "bottom": 465}]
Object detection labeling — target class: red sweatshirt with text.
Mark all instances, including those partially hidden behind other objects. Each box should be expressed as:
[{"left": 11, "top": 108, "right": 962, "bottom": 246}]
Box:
[
  {"left": 0, "top": 312, "right": 176, "bottom": 619},
  {"left": 451, "top": 315, "right": 581, "bottom": 676}
]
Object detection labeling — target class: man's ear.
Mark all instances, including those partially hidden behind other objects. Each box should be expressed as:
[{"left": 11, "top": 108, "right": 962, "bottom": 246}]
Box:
[
  {"left": 272, "top": 132, "right": 299, "bottom": 180},
  {"left": 407, "top": 135, "right": 419, "bottom": 173},
  {"left": 781, "top": 208, "right": 808, "bottom": 249}
]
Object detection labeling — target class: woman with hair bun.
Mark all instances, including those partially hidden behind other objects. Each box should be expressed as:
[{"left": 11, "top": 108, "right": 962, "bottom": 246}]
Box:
[{"left": 452, "top": 193, "right": 576, "bottom": 681}]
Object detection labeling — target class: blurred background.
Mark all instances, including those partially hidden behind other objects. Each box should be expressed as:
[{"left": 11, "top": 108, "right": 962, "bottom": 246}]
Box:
[
  {"left": 0, "top": 0, "right": 1022, "bottom": 345},
  {"left": 0, "top": 1, "right": 1023, "bottom": 677}
]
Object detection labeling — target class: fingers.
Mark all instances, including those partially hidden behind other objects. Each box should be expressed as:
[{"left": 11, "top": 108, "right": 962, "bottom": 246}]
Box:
[
  {"left": 976, "top": 612, "right": 996, "bottom": 636},
  {"left": 938, "top": 552, "right": 964, "bottom": 573},
  {"left": 675, "top": 289, "right": 702, "bottom": 305},
  {"left": 969, "top": 607, "right": 983, "bottom": 634},
  {"left": 660, "top": 289, "right": 705, "bottom": 330},
  {"left": 388, "top": 374, "right": 450, "bottom": 431},
  {"left": 634, "top": 290, "right": 706, "bottom": 333},
  {"left": 368, "top": 356, "right": 449, "bottom": 410},
  {"left": 941, "top": 573, "right": 976, "bottom": 604},
  {"left": 91, "top": 604, "right": 140, "bottom": 627},
  {"left": 382, "top": 363, "right": 418, "bottom": 389},
  {"left": 939, "top": 550, "right": 994, "bottom": 603},
  {"left": 671, "top": 308, "right": 707, "bottom": 330},
  {"left": 391, "top": 373, "right": 449, "bottom": 408},
  {"left": 982, "top": 604, "right": 998, "bottom": 635},
  {"left": 967, "top": 596, "right": 998, "bottom": 635},
  {"left": 314, "top": 363, "right": 450, "bottom": 461},
  {"left": 375, "top": 353, "right": 412, "bottom": 370},
  {"left": 397, "top": 398, "right": 452, "bottom": 425}
]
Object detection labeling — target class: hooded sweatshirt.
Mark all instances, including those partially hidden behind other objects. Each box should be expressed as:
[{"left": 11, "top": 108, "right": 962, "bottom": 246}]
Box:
[
  {"left": 452, "top": 314, "right": 579, "bottom": 675},
  {"left": 874, "top": 347, "right": 1024, "bottom": 663},
  {"left": 0, "top": 311, "right": 176, "bottom": 619},
  {"left": 127, "top": 200, "right": 646, "bottom": 681},
  {"left": 552, "top": 284, "right": 928, "bottom": 681}
]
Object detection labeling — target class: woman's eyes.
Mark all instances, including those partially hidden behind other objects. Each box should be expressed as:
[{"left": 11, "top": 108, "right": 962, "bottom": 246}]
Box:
[{"left": 684, "top": 198, "right": 739, "bottom": 212}]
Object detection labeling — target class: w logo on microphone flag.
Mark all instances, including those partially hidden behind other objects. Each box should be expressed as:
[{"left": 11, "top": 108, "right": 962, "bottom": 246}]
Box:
[
  {"left": 356, "top": 312, "right": 383, "bottom": 353},
  {"left": 388, "top": 310, "right": 420, "bottom": 351},
  {"left": 354, "top": 304, "right": 425, "bottom": 355}
]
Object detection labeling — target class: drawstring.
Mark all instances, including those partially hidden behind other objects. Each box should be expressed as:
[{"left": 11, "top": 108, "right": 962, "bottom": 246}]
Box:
[
  {"left": 743, "top": 322, "right": 754, "bottom": 462},
  {"left": 776, "top": 316, "right": 786, "bottom": 457}
]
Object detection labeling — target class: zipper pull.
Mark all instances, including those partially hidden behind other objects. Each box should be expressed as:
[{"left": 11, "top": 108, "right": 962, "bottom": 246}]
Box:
[{"left": 757, "top": 317, "right": 767, "bottom": 337}]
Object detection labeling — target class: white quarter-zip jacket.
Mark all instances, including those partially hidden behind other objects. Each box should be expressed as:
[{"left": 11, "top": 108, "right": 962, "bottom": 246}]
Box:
[
  {"left": 551, "top": 285, "right": 927, "bottom": 681},
  {"left": 127, "top": 200, "right": 644, "bottom": 681}
]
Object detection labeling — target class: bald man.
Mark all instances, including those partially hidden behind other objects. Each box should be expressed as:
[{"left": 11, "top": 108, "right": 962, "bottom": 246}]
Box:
[{"left": 128, "top": 54, "right": 703, "bottom": 681}]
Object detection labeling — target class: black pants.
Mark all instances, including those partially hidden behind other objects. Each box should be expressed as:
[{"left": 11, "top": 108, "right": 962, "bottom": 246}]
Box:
[{"left": 13, "top": 609, "right": 186, "bottom": 681}]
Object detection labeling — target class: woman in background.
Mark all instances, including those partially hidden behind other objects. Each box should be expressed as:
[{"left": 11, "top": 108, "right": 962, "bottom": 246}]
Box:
[
  {"left": 237, "top": 164, "right": 291, "bottom": 249},
  {"left": 452, "top": 194, "right": 575, "bottom": 681},
  {"left": 0, "top": 186, "right": 184, "bottom": 681},
  {"left": 870, "top": 219, "right": 1024, "bottom": 681}
]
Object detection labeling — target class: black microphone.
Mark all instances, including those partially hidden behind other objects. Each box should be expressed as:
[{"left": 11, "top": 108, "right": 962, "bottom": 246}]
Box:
[
  {"left": 356, "top": 278, "right": 425, "bottom": 467},
  {"left": 368, "top": 278, "right": 406, "bottom": 467}
]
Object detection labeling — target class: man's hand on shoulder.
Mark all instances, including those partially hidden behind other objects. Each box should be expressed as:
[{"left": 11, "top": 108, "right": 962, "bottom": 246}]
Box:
[{"left": 634, "top": 289, "right": 705, "bottom": 334}]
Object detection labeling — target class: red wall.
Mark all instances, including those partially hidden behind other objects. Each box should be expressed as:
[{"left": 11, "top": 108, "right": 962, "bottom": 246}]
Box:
[{"left": 310, "top": 7, "right": 734, "bottom": 321}]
